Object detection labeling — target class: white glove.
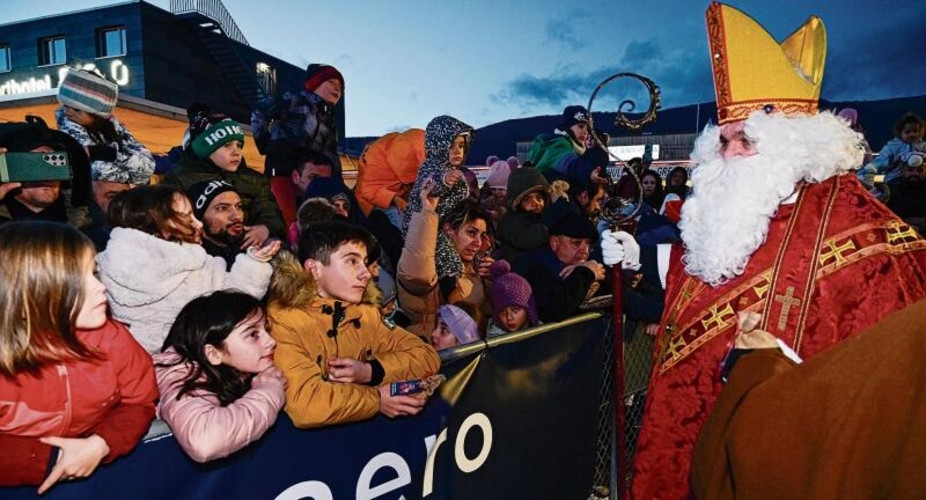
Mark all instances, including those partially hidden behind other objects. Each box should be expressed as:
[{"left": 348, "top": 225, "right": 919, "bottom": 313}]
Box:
[{"left": 600, "top": 230, "right": 641, "bottom": 271}]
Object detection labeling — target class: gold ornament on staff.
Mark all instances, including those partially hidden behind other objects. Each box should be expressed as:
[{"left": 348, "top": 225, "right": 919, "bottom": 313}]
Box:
[{"left": 586, "top": 72, "right": 661, "bottom": 227}]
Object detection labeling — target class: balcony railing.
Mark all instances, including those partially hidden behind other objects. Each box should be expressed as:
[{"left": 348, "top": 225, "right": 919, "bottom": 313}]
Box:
[{"left": 170, "top": 0, "right": 249, "bottom": 46}]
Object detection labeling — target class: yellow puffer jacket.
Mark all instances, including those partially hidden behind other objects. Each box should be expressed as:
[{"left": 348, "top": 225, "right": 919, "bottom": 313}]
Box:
[{"left": 267, "top": 253, "right": 441, "bottom": 429}]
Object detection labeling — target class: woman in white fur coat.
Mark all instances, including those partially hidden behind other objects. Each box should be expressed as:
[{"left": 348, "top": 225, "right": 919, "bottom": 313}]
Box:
[{"left": 98, "top": 185, "right": 280, "bottom": 354}]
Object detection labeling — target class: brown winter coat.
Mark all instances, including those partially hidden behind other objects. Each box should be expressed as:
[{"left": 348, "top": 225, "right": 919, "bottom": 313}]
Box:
[
  {"left": 692, "top": 299, "right": 926, "bottom": 500},
  {"left": 267, "top": 253, "right": 440, "bottom": 429},
  {"left": 397, "top": 207, "right": 490, "bottom": 338}
]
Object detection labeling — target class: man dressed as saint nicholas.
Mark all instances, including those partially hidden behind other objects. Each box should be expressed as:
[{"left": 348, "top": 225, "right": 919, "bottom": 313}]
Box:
[{"left": 602, "top": 3, "right": 926, "bottom": 499}]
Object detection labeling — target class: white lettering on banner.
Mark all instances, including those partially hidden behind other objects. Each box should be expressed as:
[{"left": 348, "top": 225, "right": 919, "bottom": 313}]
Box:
[
  {"left": 275, "top": 411, "right": 494, "bottom": 499},
  {"left": 356, "top": 452, "right": 411, "bottom": 500},
  {"left": 275, "top": 481, "right": 334, "bottom": 500},
  {"left": 454, "top": 412, "right": 493, "bottom": 473},
  {"left": 422, "top": 429, "right": 448, "bottom": 496}
]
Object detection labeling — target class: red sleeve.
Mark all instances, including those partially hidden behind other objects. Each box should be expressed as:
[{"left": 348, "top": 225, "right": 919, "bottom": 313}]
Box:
[
  {"left": 88, "top": 321, "right": 159, "bottom": 462},
  {"left": 0, "top": 434, "right": 55, "bottom": 486}
]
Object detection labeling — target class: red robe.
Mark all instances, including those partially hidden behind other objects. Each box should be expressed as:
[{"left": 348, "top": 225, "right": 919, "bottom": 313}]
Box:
[{"left": 629, "top": 175, "right": 926, "bottom": 500}]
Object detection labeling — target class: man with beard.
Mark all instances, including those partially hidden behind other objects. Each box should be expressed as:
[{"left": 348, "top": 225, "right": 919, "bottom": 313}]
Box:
[
  {"left": 187, "top": 180, "right": 246, "bottom": 270},
  {"left": 602, "top": 4, "right": 926, "bottom": 499}
]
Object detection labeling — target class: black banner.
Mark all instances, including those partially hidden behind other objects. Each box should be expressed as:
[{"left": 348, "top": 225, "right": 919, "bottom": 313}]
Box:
[{"left": 4, "top": 314, "right": 611, "bottom": 499}]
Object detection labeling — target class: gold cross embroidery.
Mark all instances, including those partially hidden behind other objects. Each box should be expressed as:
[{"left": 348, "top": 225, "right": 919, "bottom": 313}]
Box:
[
  {"left": 773, "top": 286, "right": 802, "bottom": 331},
  {"left": 886, "top": 222, "right": 919, "bottom": 245},
  {"left": 663, "top": 334, "right": 688, "bottom": 363},
  {"left": 818, "top": 238, "right": 857, "bottom": 268},
  {"left": 701, "top": 303, "right": 735, "bottom": 331}
]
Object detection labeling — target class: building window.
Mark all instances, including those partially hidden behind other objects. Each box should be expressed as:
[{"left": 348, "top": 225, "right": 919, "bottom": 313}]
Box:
[
  {"left": 38, "top": 36, "right": 66, "bottom": 66},
  {"left": 96, "top": 26, "right": 127, "bottom": 58},
  {"left": 0, "top": 46, "right": 10, "bottom": 73},
  {"left": 256, "top": 62, "right": 276, "bottom": 96}
]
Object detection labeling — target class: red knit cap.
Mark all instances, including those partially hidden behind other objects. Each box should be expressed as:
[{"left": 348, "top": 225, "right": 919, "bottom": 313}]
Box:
[{"left": 304, "top": 64, "right": 344, "bottom": 93}]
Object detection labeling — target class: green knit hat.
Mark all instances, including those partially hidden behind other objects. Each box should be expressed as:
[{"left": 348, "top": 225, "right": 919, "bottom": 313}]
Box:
[{"left": 190, "top": 119, "right": 246, "bottom": 159}]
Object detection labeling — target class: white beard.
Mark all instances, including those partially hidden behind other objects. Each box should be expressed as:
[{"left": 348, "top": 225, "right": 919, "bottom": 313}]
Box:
[{"left": 679, "top": 111, "right": 865, "bottom": 287}]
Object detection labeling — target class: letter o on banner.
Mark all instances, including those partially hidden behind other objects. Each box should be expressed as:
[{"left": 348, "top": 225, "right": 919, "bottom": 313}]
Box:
[
  {"left": 454, "top": 412, "right": 493, "bottom": 473},
  {"left": 275, "top": 480, "right": 334, "bottom": 500}
]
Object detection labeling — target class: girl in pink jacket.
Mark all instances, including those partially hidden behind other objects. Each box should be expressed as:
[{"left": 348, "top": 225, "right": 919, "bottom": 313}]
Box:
[{"left": 153, "top": 291, "right": 286, "bottom": 463}]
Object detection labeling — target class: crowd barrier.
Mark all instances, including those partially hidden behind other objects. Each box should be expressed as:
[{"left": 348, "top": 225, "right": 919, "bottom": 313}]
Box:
[{"left": 6, "top": 313, "right": 613, "bottom": 500}]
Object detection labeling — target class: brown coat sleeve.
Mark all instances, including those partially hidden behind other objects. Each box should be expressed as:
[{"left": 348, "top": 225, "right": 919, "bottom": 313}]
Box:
[
  {"left": 691, "top": 349, "right": 796, "bottom": 500},
  {"left": 397, "top": 207, "right": 440, "bottom": 333}
]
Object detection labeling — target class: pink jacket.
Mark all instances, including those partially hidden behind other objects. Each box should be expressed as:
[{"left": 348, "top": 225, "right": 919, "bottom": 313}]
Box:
[{"left": 153, "top": 348, "right": 285, "bottom": 463}]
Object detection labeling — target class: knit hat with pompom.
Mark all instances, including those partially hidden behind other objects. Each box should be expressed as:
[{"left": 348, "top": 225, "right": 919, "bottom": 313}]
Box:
[{"left": 489, "top": 259, "right": 538, "bottom": 326}]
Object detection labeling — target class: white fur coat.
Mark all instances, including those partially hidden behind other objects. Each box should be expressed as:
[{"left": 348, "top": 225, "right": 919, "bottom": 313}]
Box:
[{"left": 98, "top": 227, "right": 272, "bottom": 354}]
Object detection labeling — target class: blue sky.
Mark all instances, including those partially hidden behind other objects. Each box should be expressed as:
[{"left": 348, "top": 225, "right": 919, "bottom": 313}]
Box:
[{"left": 6, "top": 0, "right": 925, "bottom": 136}]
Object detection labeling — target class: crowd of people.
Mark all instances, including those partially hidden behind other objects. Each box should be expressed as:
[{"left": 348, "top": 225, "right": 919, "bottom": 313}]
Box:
[
  {"left": 2, "top": 2, "right": 926, "bottom": 497},
  {"left": 0, "top": 60, "right": 627, "bottom": 493}
]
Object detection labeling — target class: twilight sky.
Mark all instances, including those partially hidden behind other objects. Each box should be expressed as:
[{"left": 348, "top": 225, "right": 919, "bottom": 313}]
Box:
[{"left": 6, "top": 0, "right": 925, "bottom": 136}]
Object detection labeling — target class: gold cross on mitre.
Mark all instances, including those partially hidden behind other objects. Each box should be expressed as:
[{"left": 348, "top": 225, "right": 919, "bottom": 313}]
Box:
[{"left": 706, "top": 2, "right": 827, "bottom": 124}]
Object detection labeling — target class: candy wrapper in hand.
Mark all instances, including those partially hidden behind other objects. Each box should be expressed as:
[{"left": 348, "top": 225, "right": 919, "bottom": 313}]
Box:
[{"left": 389, "top": 374, "right": 447, "bottom": 399}]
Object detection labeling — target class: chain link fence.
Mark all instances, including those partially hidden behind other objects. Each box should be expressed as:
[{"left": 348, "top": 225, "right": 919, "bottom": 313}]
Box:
[{"left": 589, "top": 316, "right": 655, "bottom": 500}]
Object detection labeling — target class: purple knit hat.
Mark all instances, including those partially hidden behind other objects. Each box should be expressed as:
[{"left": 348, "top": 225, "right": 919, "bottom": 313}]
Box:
[
  {"left": 490, "top": 260, "right": 538, "bottom": 326},
  {"left": 438, "top": 305, "right": 480, "bottom": 345}
]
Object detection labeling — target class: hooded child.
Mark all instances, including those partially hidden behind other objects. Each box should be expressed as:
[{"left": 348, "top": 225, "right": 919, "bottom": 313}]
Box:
[{"left": 402, "top": 115, "right": 475, "bottom": 279}]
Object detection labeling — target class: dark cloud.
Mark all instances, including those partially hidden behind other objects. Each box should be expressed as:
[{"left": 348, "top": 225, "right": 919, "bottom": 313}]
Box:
[
  {"left": 495, "top": 34, "right": 714, "bottom": 113},
  {"left": 823, "top": 3, "right": 926, "bottom": 101},
  {"left": 544, "top": 11, "right": 591, "bottom": 50},
  {"left": 497, "top": 2, "right": 926, "bottom": 116}
]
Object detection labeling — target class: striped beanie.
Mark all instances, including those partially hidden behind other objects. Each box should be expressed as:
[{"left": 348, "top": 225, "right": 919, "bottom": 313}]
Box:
[{"left": 57, "top": 69, "right": 119, "bottom": 118}]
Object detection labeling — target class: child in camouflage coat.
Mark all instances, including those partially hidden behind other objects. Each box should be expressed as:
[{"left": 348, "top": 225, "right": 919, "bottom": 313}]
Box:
[{"left": 402, "top": 115, "right": 475, "bottom": 279}]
